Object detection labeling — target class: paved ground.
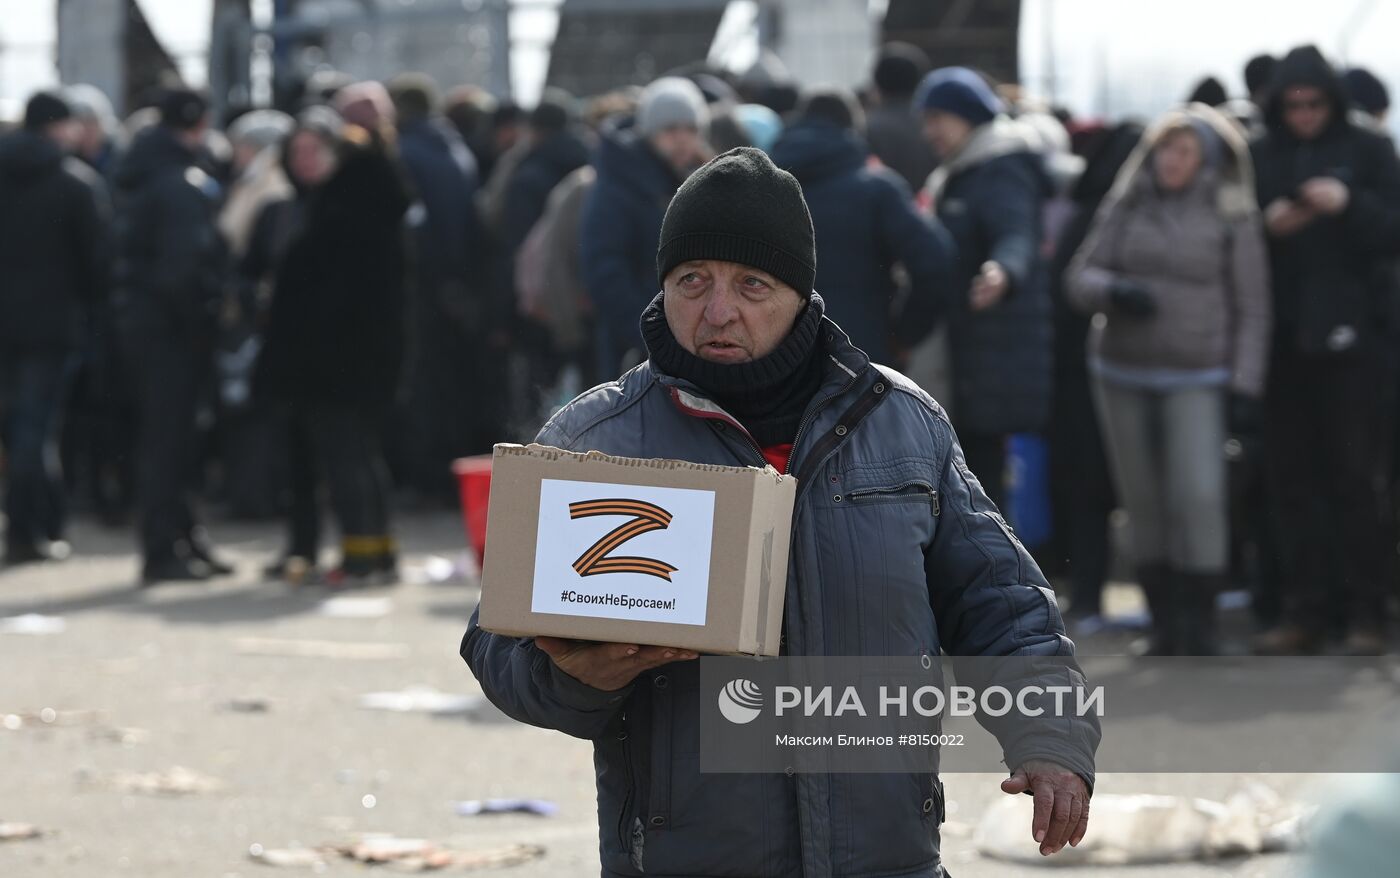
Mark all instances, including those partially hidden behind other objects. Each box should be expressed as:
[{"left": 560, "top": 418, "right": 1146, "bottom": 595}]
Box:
[{"left": 0, "top": 513, "right": 1324, "bottom": 876}]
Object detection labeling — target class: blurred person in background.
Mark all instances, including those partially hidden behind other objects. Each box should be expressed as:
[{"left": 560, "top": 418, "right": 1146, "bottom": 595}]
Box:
[
  {"left": 0, "top": 91, "right": 108, "bottom": 565},
  {"left": 240, "top": 107, "right": 341, "bottom": 578},
  {"left": 917, "top": 67, "right": 1054, "bottom": 510},
  {"left": 1067, "top": 105, "right": 1271, "bottom": 655},
  {"left": 581, "top": 76, "right": 711, "bottom": 376},
  {"left": 496, "top": 89, "right": 589, "bottom": 296},
  {"left": 64, "top": 83, "right": 123, "bottom": 179},
  {"left": 1250, "top": 46, "right": 1400, "bottom": 656},
  {"left": 113, "top": 88, "right": 232, "bottom": 584},
  {"left": 732, "top": 103, "right": 782, "bottom": 153},
  {"left": 494, "top": 89, "right": 591, "bottom": 429},
  {"left": 1185, "top": 76, "right": 1229, "bottom": 108},
  {"left": 443, "top": 85, "right": 498, "bottom": 180},
  {"left": 212, "top": 111, "right": 294, "bottom": 522},
  {"left": 61, "top": 84, "right": 133, "bottom": 529},
  {"left": 865, "top": 42, "right": 935, "bottom": 192},
  {"left": 769, "top": 87, "right": 955, "bottom": 365},
  {"left": 1245, "top": 54, "right": 1278, "bottom": 109},
  {"left": 253, "top": 120, "right": 410, "bottom": 586},
  {"left": 1341, "top": 67, "right": 1391, "bottom": 134},
  {"left": 389, "top": 74, "right": 495, "bottom": 498},
  {"left": 332, "top": 80, "right": 396, "bottom": 135},
  {"left": 510, "top": 91, "right": 641, "bottom": 394},
  {"left": 218, "top": 110, "right": 294, "bottom": 259},
  {"left": 1046, "top": 120, "right": 1143, "bottom": 627}
]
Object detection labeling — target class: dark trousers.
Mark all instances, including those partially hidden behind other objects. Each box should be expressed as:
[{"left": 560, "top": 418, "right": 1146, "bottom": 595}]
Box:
[
  {"left": 1265, "top": 346, "right": 1397, "bottom": 630},
  {"left": 283, "top": 405, "right": 393, "bottom": 562},
  {"left": 1049, "top": 368, "right": 1115, "bottom": 616},
  {"left": 961, "top": 432, "right": 1008, "bottom": 513},
  {"left": 130, "top": 340, "right": 206, "bottom": 561},
  {"left": 0, "top": 351, "right": 75, "bottom": 548}
]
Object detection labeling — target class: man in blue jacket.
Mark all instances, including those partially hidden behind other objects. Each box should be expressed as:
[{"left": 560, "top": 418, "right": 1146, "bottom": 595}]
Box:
[
  {"left": 770, "top": 87, "right": 955, "bottom": 366},
  {"left": 465, "top": 148, "right": 1096, "bottom": 877}
]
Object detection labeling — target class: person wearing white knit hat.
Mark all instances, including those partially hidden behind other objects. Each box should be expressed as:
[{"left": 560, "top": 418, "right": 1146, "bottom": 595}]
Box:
[{"left": 635, "top": 76, "right": 710, "bottom": 176}]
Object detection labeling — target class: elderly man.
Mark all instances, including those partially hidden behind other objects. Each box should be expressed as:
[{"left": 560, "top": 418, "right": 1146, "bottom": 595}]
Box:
[{"left": 464, "top": 148, "right": 1097, "bottom": 877}]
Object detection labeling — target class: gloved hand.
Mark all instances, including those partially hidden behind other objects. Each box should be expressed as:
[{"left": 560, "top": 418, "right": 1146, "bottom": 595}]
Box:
[
  {"left": 1108, "top": 279, "right": 1157, "bottom": 318},
  {"left": 1228, "top": 392, "right": 1265, "bottom": 437}
]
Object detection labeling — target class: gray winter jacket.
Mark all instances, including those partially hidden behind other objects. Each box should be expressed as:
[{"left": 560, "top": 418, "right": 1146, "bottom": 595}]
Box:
[
  {"left": 1066, "top": 105, "right": 1272, "bottom": 396},
  {"left": 462, "top": 320, "right": 1099, "bottom": 877}
]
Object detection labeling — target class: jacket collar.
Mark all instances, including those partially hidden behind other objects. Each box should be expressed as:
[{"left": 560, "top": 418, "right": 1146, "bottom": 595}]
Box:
[{"left": 652, "top": 316, "right": 872, "bottom": 449}]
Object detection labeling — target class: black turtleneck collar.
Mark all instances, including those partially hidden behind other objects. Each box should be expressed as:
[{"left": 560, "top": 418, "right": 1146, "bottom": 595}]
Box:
[{"left": 641, "top": 292, "right": 826, "bottom": 448}]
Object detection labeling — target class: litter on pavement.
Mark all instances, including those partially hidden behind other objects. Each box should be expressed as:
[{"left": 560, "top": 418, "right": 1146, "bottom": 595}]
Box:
[
  {"left": 248, "top": 835, "right": 545, "bottom": 871},
  {"left": 453, "top": 798, "right": 559, "bottom": 818},
  {"left": 222, "top": 697, "right": 273, "bottom": 713},
  {"left": 974, "top": 784, "right": 1313, "bottom": 866},
  {"left": 3, "top": 708, "right": 106, "bottom": 730},
  {"left": 0, "top": 823, "right": 44, "bottom": 842},
  {"left": 319, "top": 596, "right": 394, "bottom": 619},
  {"left": 358, "top": 687, "right": 484, "bottom": 716},
  {"left": 78, "top": 766, "right": 224, "bottom": 796},
  {"left": 0, "top": 614, "right": 67, "bottom": 635}
]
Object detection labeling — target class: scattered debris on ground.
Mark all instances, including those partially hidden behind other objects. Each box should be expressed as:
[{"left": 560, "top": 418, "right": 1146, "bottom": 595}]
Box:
[
  {"left": 359, "top": 687, "right": 483, "bottom": 716},
  {"left": 87, "top": 725, "right": 149, "bottom": 746},
  {"left": 222, "top": 697, "right": 273, "bottom": 714},
  {"left": 3, "top": 708, "right": 107, "bottom": 730},
  {"left": 248, "top": 835, "right": 545, "bottom": 871},
  {"left": 974, "top": 784, "right": 1313, "bottom": 866},
  {"left": 0, "top": 823, "right": 44, "bottom": 842},
  {"left": 0, "top": 614, "right": 67, "bottom": 635},
  {"left": 77, "top": 766, "right": 224, "bottom": 796},
  {"left": 319, "top": 596, "right": 394, "bottom": 619},
  {"left": 453, "top": 798, "right": 559, "bottom": 817}
]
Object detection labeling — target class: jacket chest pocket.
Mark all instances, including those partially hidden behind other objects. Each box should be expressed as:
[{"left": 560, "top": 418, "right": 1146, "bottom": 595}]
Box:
[{"left": 814, "top": 459, "right": 941, "bottom": 655}]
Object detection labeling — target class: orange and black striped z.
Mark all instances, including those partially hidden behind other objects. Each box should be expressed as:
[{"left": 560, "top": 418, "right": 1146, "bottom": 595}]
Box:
[{"left": 568, "top": 499, "right": 679, "bottom": 581}]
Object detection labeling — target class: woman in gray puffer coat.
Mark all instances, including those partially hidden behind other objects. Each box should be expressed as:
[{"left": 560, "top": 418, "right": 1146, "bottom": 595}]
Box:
[{"left": 1067, "top": 104, "right": 1270, "bottom": 655}]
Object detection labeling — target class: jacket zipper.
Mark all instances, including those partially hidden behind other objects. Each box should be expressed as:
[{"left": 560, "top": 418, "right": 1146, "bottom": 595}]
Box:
[
  {"left": 616, "top": 711, "right": 634, "bottom": 851},
  {"left": 847, "top": 481, "right": 940, "bottom": 513},
  {"left": 784, "top": 362, "right": 862, "bottom": 475}
]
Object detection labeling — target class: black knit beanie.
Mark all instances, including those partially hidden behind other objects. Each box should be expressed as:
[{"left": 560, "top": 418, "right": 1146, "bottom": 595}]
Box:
[{"left": 656, "top": 146, "right": 816, "bottom": 297}]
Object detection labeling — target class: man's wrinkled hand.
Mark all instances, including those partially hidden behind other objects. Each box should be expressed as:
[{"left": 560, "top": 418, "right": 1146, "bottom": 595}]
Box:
[
  {"left": 1000, "top": 759, "right": 1090, "bottom": 856},
  {"left": 534, "top": 637, "right": 698, "bottom": 692}
]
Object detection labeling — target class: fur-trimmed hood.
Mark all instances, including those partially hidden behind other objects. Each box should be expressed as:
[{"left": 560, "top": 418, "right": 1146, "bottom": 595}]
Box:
[{"left": 1106, "top": 102, "right": 1257, "bottom": 221}]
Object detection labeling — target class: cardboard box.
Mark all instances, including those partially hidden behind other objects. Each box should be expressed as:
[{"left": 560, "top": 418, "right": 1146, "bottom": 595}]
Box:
[{"left": 477, "top": 444, "right": 796, "bottom": 656}]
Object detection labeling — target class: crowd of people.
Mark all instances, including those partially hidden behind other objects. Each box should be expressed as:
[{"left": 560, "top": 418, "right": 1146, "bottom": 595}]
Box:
[{"left": 1, "top": 41, "right": 1397, "bottom": 653}]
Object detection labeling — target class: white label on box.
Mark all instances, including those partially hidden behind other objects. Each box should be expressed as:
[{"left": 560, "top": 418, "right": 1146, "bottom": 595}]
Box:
[{"left": 531, "top": 479, "right": 716, "bottom": 626}]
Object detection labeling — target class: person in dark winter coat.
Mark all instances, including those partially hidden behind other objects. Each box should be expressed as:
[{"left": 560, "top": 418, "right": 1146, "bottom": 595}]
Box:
[
  {"left": 580, "top": 76, "right": 710, "bottom": 375},
  {"left": 1186, "top": 76, "right": 1229, "bottom": 108},
  {"left": 917, "top": 67, "right": 1055, "bottom": 510},
  {"left": 0, "top": 91, "right": 107, "bottom": 564},
  {"left": 498, "top": 91, "right": 591, "bottom": 267},
  {"left": 1341, "top": 66, "right": 1391, "bottom": 129},
  {"left": 389, "top": 75, "right": 498, "bottom": 494},
  {"left": 253, "top": 123, "right": 410, "bottom": 584},
  {"left": 496, "top": 90, "right": 592, "bottom": 425},
  {"left": 769, "top": 88, "right": 955, "bottom": 365},
  {"left": 113, "top": 88, "right": 232, "bottom": 584},
  {"left": 466, "top": 147, "right": 1097, "bottom": 878},
  {"left": 1249, "top": 46, "right": 1400, "bottom": 656},
  {"left": 864, "top": 42, "right": 936, "bottom": 192}
]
